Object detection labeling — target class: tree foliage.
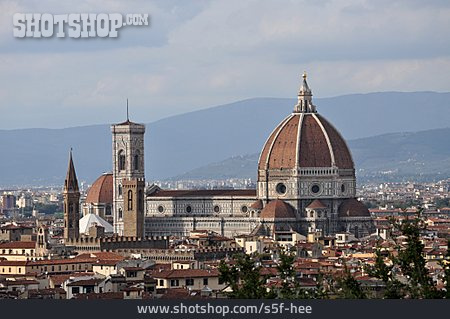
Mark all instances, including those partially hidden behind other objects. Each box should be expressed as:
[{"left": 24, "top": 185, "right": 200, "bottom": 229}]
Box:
[
  {"left": 276, "top": 248, "right": 330, "bottom": 299},
  {"left": 335, "top": 266, "right": 367, "bottom": 299},
  {"left": 218, "top": 253, "right": 275, "bottom": 299},
  {"left": 367, "top": 208, "right": 447, "bottom": 298}
]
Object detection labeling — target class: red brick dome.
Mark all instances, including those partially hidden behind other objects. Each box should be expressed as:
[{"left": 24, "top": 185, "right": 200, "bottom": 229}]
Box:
[
  {"left": 85, "top": 173, "right": 113, "bottom": 204},
  {"left": 258, "top": 73, "right": 354, "bottom": 172},
  {"left": 260, "top": 200, "right": 296, "bottom": 219},
  {"left": 338, "top": 198, "right": 370, "bottom": 217},
  {"left": 258, "top": 113, "right": 353, "bottom": 170}
]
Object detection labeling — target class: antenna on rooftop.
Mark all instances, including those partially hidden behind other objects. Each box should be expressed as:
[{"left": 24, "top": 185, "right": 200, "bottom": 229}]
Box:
[{"left": 126, "top": 98, "right": 129, "bottom": 121}]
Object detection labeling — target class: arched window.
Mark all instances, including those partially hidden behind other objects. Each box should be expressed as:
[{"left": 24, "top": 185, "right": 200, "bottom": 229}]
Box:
[
  {"left": 134, "top": 151, "right": 140, "bottom": 171},
  {"left": 128, "top": 190, "right": 133, "bottom": 210},
  {"left": 118, "top": 184, "right": 122, "bottom": 196},
  {"left": 118, "top": 150, "right": 125, "bottom": 171},
  {"left": 118, "top": 208, "right": 123, "bottom": 219}
]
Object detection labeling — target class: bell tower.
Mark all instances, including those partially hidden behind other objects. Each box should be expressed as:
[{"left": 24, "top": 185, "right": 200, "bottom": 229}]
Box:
[
  {"left": 111, "top": 103, "right": 145, "bottom": 235},
  {"left": 122, "top": 178, "right": 145, "bottom": 238},
  {"left": 63, "top": 149, "right": 80, "bottom": 240}
]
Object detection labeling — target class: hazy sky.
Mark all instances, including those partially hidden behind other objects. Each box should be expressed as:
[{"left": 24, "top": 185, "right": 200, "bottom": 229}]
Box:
[{"left": 1, "top": 0, "right": 449, "bottom": 129}]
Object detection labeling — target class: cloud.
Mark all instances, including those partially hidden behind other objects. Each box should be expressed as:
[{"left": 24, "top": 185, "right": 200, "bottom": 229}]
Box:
[{"left": 0, "top": 0, "right": 449, "bottom": 129}]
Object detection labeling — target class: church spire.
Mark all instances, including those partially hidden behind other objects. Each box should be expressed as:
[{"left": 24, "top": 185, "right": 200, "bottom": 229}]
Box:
[
  {"left": 64, "top": 148, "right": 79, "bottom": 193},
  {"left": 63, "top": 148, "right": 80, "bottom": 240},
  {"left": 294, "top": 72, "right": 316, "bottom": 113}
]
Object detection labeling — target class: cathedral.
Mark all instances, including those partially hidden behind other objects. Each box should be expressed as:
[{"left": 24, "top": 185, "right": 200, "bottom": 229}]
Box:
[{"left": 74, "top": 74, "right": 375, "bottom": 241}]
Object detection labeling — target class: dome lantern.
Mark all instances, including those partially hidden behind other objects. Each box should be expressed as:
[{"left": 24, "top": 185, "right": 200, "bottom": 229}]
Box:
[{"left": 294, "top": 72, "right": 316, "bottom": 113}]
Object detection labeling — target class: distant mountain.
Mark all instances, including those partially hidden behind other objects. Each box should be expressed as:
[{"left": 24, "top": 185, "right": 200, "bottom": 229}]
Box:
[
  {"left": 172, "top": 154, "right": 259, "bottom": 181},
  {"left": 350, "top": 127, "right": 450, "bottom": 181},
  {"left": 0, "top": 125, "right": 111, "bottom": 187},
  {"left": 148, "top": 92, "right": 450, "bottom": 181},
  {"left": 172, "top": 128, "right": 450, "bottom": 182},
  {"left": 0, "top": 92, "right": 449, "bottom": 187}
]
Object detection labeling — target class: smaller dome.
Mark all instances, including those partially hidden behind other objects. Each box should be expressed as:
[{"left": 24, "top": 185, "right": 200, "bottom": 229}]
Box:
[
  {"left": 79, "top": 213, "right": 114, "bottom": 234},
  {"left": 260, "top": 200, "right": 296, "bottom": 219},
  {"left": 338, "top": 199, "right": 370, "bottom": 217},
  {"left": 250, "top": 199, "right": 264, "bottom": 210},
  {"left": 86, "top": 173, "right": 113, "bottom": 204}
]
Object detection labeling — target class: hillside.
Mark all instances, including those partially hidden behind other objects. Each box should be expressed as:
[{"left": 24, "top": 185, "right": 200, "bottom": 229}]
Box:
[
  {"left": 0, "top": 92, "right": 449, "bottom": 186},
  {"left": 172, "top": 128, "right": 450, "bottom": 182}
]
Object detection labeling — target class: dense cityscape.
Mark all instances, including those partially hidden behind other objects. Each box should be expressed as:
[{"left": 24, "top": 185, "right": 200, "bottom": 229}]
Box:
[
  {"left": 0, "top": 75, "right": 448, "bottom": 299},
  {"left": 0, "top": 178, "right": 449, "bottom": 299}
]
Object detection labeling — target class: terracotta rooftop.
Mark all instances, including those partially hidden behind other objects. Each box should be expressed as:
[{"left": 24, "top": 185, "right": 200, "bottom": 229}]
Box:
[
  {"left": 0, "top": 224, "right": 33, "bottom": 230},
  {"left": 258, "top": 113, "right": 354, "bottom": 170},
  {"left": 0, "top": 260, "right": 28, "bottom": 266},
  {"left": 29, "top": 258, "right": 94, "bottom": 266},
  {"left": 148, "top": 189, "right": 256, "bottom": 198},
  {"left": 250, "top": 199, "right": 264, "bottom": 210},
  {"left": 306, "top": 199, "right": 327, "bottom": 209},
  {"left": 28, "top": 288, "right": 66, "bottom": 297},
  {"left": 49, "top": 272, "right": 95, "bottom": 287},
  {"left": 114, "top": 120, "right": 143, "bottom": 126},
  {"left": 260, "top": 200, "right": 296, "bottom": 219},
  {"left": 159, "top": 288, "right": 204, "bottom": 299},
  {"left": 85, "top": 173, "right": 113, "bottom": 204},
  {"left": 338, "top": 198, "right": 370, "bottom": 217},
  {"left": 260, "top": 267, "right": 278, "bottom": 276},
  {"left": 66, "top": 278, "right": 104, "bottom": 286},
  {"left": 0, "top": 241, "right": 36, "bottom": 249}
]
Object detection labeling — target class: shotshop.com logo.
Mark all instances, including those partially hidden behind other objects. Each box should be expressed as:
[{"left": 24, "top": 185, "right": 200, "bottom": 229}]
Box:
[{"left": 13, "top": 13, "right": 149, "bottom": 38}]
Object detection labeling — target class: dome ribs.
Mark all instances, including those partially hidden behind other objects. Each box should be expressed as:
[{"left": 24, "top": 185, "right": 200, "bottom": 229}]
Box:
[
  {"left": 86, "top": 173, "right": 113, "bottom": 204},
  {"left": 260, "top": 199, "right": 296, "bottom": 219},
  {"left": 317, "top": 114, "right": 354, "bottom": 169},
  {"left": 298, "top": 115, "right": 332, "bottom": 167},
  {"left": 258, "top": 115, "right": 292, "bottom": 170},
  {"left": 257, "top": 112, "right": 354, "bottom": 171},
  {"left": 267, "top": 115, "right": 299, "bottom": 169}
]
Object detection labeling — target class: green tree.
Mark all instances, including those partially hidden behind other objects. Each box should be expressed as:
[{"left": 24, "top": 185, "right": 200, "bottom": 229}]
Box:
[
  {"left": 439, "top": 240, "right": 450, "bottom": 299},
  {"left": 368, "top": 208, "right": 445, "bottom": 298},
  {"left": 275, "top": 248, "right": 329, "bottom": 299},
  {"left": 335, "top": 266, "right": 366, "bottom": 299},
  {"left": 218, "top": 253, "right": 275, "bottom": 299},
  {"left": 276, "top": 248, "right": 297, "bottom": 298},
  {"left": 367, "top": 249, "right": 406, "bottom": 298},
  {"left": 393, "top": 212, "right": 440, "bottom": 298}
]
